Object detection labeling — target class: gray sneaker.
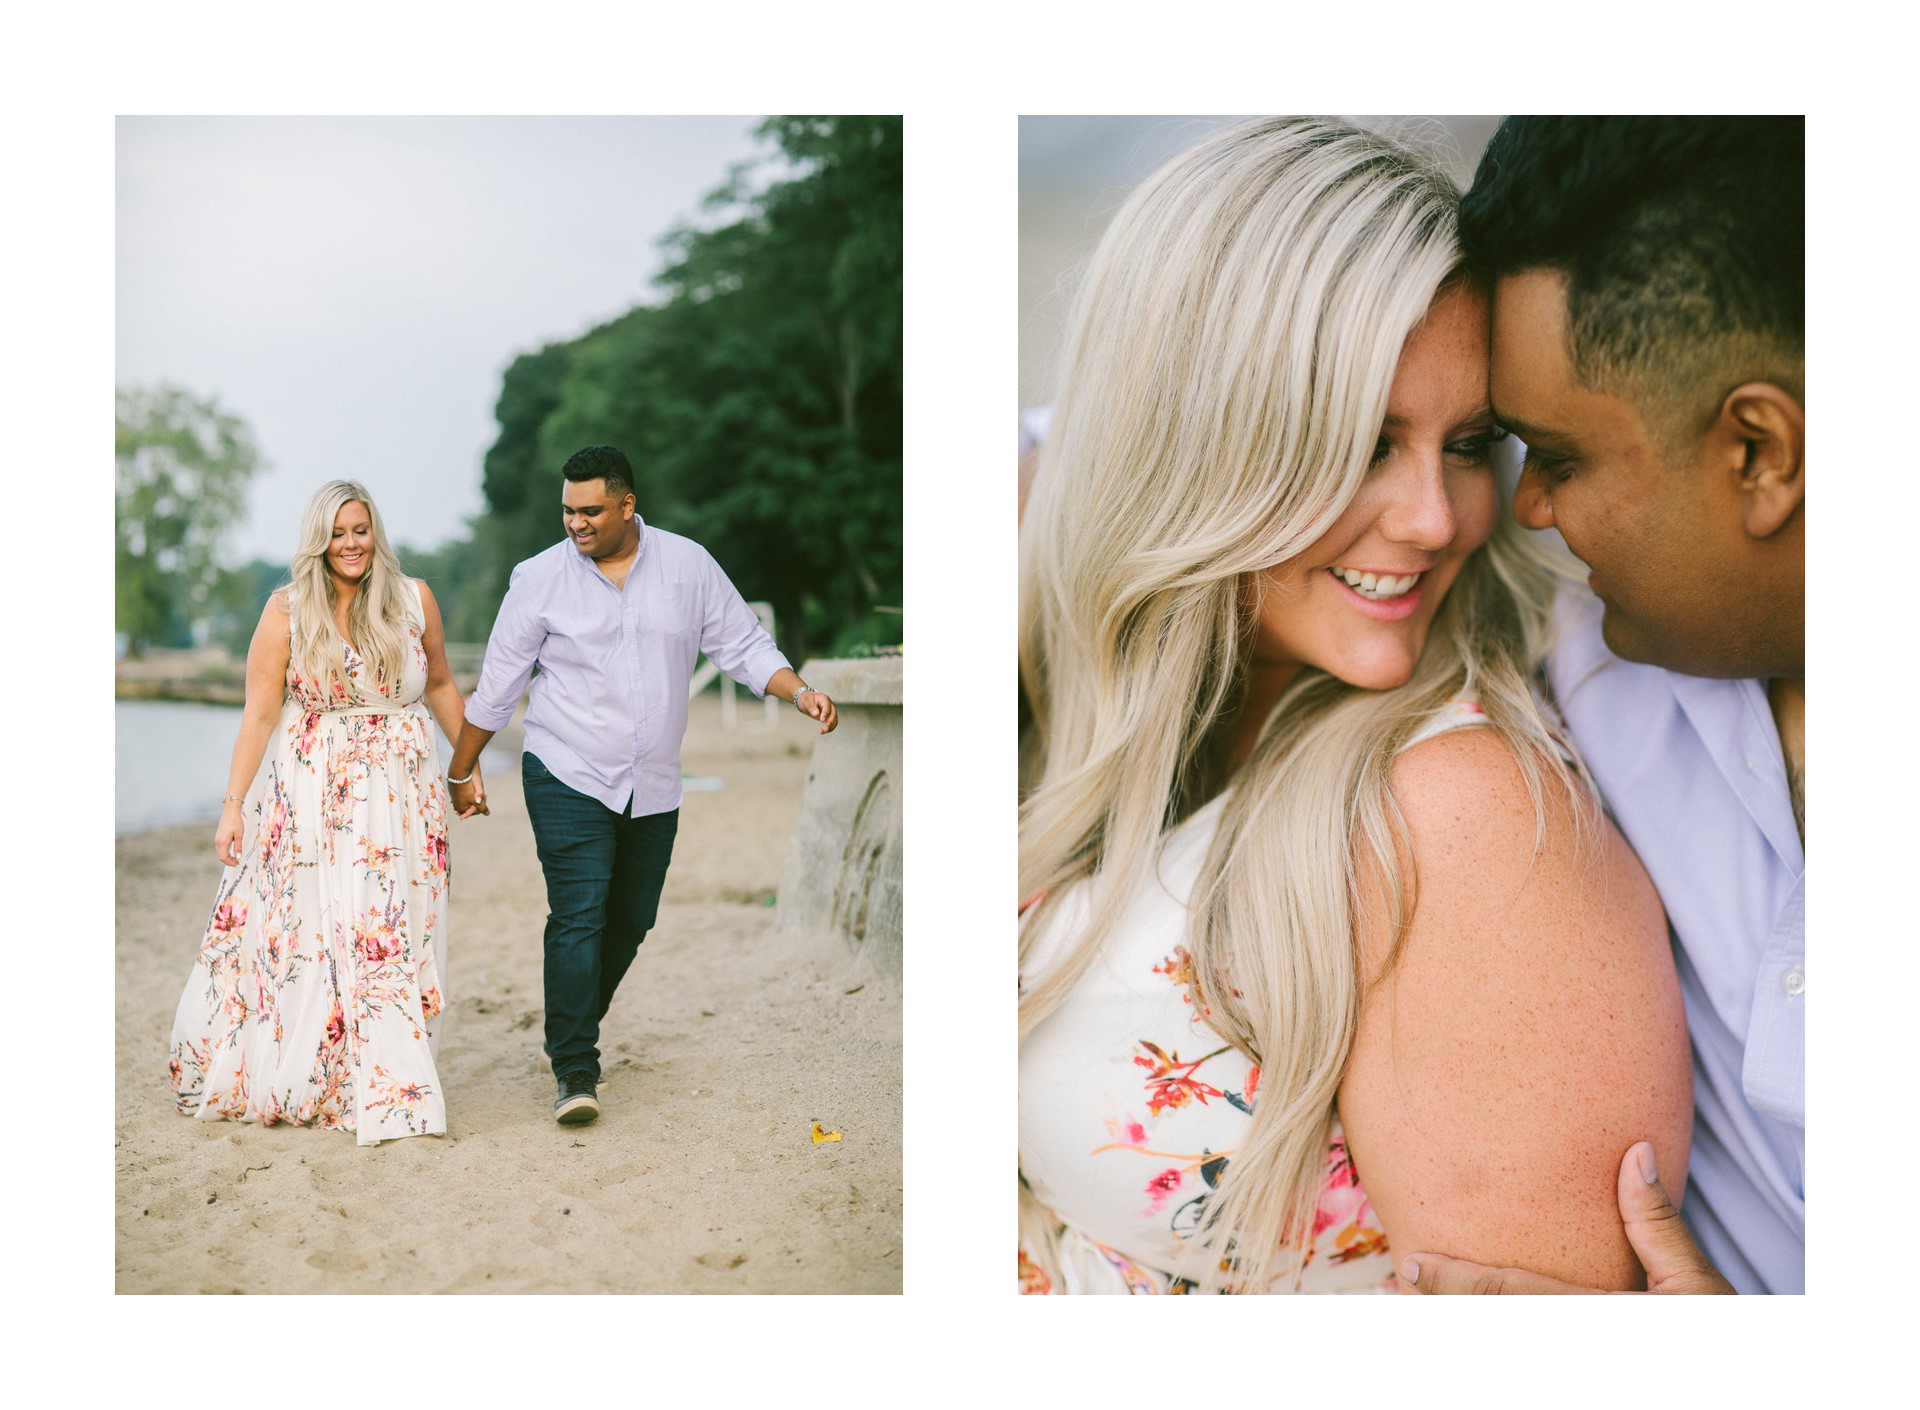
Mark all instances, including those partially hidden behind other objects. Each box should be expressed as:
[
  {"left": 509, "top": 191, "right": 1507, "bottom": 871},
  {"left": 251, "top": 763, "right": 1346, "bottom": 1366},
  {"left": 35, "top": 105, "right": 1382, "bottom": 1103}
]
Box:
[
  {"left": 554, "top": 1071, "right": 601, "bottom": 1125},
  {"left": 543, "top": 1052, "right": 608, "bottom": 1089}
]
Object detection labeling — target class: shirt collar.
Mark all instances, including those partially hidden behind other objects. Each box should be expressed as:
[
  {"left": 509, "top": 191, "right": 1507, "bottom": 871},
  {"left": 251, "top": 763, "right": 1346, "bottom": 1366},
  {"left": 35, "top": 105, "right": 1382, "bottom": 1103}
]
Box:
[
  {"left": 565, "top": 513, "right": 648, "bottom": 576},
  {"left": 1666, "top": 671, "right": 1803, "bottom": 876},
  {"left": 1550, "top": 579, "right": 1802, "bottom": 876}
]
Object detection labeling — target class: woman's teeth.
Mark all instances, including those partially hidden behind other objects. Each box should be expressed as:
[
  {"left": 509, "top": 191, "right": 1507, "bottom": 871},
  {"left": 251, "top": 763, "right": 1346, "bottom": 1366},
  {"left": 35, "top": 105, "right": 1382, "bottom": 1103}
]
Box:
[{"left": 1332, "top": 566, "right": 1421, "bottom": 600}]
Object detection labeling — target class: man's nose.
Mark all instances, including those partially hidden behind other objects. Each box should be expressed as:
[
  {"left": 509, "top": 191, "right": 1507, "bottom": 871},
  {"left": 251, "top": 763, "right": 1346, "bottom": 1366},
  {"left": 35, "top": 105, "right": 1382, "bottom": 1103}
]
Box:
[{"left": 1512, "top": 462, "right": 1554, "bottom": 530}]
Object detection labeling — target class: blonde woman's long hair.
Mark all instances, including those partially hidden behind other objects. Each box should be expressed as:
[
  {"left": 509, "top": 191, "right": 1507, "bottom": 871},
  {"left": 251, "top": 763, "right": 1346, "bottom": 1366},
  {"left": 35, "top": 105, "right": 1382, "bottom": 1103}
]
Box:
[
  {"left": 1018, "top": 118, "right": 1586, "bottom": 1292},
  {"left": 286, "top": 479, "right": 415, "bottom": 699}
]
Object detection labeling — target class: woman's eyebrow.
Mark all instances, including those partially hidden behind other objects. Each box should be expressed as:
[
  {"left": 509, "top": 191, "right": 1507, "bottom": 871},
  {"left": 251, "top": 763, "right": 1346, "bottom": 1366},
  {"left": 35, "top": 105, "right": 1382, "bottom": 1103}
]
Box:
[{"left": 1381, "top": 404, "right": 1493, "bottom": 427}]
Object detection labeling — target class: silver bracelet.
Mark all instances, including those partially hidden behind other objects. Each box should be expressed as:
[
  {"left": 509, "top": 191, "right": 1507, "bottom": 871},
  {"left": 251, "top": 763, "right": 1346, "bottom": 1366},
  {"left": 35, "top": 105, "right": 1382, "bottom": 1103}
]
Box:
[
  {"left": 792, "top": 685, "right": 818, "bottom": 711},
  {"left": 446, "top": 769, "right": 476, "bottom": 785}
]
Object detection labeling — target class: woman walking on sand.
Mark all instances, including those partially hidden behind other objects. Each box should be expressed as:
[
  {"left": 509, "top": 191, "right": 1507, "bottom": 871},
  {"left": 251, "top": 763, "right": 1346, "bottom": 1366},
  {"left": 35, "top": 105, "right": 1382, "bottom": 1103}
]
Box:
[{"left": 169, "top": 480, "right": 485, "bottom": 1145}]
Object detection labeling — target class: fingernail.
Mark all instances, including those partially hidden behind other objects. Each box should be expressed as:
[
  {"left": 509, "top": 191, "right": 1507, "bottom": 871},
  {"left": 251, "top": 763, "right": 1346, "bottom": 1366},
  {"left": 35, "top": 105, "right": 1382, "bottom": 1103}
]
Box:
[
  {"left": 1399, "top": 1258, "right": 1419, "bottom": 1285},
  {"left": 1635, "top": 1143, "right": 1657, "bottom": 1184}
]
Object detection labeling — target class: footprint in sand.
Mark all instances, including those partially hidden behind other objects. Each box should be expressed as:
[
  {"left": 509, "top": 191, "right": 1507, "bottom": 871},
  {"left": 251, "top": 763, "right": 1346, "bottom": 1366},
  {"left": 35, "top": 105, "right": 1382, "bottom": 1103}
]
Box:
[{"left": 305, "top": 1247, "right": 370, "bottom": 1273}]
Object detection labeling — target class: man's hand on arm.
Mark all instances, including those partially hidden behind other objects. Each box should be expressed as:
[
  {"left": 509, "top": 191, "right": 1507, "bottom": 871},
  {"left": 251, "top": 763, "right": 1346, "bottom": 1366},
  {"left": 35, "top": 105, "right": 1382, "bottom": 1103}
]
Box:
[{"left": 1395, "top": 1142, "right": 1737, "bottom": 1294}]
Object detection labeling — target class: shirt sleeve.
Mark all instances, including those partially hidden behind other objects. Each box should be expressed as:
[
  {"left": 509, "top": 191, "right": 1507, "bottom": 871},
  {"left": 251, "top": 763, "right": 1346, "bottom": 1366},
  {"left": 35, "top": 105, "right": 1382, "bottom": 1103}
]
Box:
[
  {"left": 695, "top": 549, "right": 792, "bottom": 698},
  {"left": 465, "top": 562, "right": 546, "bottom": 730}
]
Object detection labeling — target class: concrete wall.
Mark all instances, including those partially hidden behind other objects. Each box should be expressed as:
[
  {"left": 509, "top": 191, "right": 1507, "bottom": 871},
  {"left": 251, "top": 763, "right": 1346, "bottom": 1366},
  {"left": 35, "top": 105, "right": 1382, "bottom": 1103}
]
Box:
[{"left": 776, "top": 656, "right": 902, "bottom": 982}]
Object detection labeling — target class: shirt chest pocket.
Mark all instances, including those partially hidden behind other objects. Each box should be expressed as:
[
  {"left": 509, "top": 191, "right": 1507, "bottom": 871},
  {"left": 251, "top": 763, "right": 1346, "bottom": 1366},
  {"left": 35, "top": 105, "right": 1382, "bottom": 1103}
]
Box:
[{"left": 640, "top": 582, "right": 699, "bottom": 637}]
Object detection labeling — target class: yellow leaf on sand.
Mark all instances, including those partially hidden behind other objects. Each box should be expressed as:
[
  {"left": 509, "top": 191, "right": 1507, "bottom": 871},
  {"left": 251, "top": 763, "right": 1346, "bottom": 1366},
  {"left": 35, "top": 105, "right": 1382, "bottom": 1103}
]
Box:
[{"left": 811, "top": 1122, "right": 842, "bottom": 1144}]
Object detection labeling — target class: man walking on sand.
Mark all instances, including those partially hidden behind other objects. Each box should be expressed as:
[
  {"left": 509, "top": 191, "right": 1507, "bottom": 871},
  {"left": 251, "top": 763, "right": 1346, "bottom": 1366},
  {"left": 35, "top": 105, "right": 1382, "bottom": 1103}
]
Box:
[
  {"left": 1398, "top": 116, "right": 1803, "bottom": 1294},
  {"left": 447, "top": 445, "right": 837, "bottom": 1126}
]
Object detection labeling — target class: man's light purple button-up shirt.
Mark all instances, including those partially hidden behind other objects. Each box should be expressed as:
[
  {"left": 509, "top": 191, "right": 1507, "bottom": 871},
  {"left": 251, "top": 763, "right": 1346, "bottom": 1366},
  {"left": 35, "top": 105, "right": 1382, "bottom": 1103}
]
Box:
[
  {"left": 465, "top": 520, "right": 791, "bottom": 817},
  {"left": 1547, "top": 580, "right": 1804, "bottom": 1295}
]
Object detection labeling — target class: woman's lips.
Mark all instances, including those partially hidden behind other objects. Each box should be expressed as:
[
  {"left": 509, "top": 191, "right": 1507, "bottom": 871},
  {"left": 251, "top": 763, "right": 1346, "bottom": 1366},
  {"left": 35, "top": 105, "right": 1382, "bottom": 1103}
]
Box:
[{"left": 1327, "top": 567, "right": 1425, "bottom": 621}]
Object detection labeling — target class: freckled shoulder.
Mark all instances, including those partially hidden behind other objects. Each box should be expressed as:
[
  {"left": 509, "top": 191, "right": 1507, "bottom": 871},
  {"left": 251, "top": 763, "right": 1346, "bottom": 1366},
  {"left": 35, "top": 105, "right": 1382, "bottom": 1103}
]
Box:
[{"left": 1338, "top": 722, "right": 1691, "bottom": 1288}]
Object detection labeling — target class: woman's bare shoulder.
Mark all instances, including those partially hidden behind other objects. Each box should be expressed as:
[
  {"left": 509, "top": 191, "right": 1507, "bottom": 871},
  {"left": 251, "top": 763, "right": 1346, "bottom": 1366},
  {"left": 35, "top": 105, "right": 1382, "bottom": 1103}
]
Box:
[
  {"left": 1389, "top": 723, "right": 1542, "bottom": 845},
  {"left": 246, "top": 588, "right": 294, "bottom": 684},
  {"left": 1374, "top": 721, "right": 1674, "bottom": 1017},
  {"left": 259, "top": 588, "right": 292, "bottom": 640},
  {"left": 1338, "top": 722, "right": 1692, "bottom": 1289}
]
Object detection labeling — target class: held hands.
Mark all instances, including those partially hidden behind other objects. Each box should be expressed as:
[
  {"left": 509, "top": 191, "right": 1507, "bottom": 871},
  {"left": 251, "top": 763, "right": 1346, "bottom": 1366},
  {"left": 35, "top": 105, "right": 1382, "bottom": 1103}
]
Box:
[
  {"left": 1396, "top": 1142, "right": 1736, "bottom": 1295},
  {"left": 449, "top": 765, "right": 489, "bottom": 819}
]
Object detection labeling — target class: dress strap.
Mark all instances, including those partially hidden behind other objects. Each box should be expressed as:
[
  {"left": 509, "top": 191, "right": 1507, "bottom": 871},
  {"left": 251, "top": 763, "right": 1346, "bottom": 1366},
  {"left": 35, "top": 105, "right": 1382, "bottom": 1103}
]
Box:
[{"left": 1401, "top": 693, "right": 1488, "bottom": 751}]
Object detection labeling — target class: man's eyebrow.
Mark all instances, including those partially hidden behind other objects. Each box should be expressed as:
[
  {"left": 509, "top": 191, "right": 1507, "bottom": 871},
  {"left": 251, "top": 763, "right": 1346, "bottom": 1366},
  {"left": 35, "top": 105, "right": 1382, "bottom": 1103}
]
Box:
[{"left": 1490, "top": 408, "right": 1564, "bottom": 442}]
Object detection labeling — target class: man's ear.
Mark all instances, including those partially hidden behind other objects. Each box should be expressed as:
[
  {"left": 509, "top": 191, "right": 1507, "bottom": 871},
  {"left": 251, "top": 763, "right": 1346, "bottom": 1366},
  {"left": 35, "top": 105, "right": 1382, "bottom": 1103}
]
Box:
[{"left": 1719, "top": 382, "right": 1804, "bottom": 539}]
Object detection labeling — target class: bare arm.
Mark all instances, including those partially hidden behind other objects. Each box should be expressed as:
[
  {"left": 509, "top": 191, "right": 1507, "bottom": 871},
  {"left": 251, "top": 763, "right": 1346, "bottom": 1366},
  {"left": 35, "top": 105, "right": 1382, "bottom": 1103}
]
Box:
[
  {"left": 415, "top": 580, "right": 487, "bottom": 817},
  {"left": 415, "top": 579, "right": 465, "bottom": 745},
  {"left": 213, "top": 593, "right": 293, "bottom": 866},
  {"left": 1335, "top": 728, "right": 1693, "bottom": 1290}
]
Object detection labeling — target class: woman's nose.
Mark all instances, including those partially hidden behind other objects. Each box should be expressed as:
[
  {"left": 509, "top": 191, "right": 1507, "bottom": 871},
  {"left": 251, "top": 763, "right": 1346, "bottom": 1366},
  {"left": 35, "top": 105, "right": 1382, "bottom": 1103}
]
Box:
[{"left": 1383, "top": 454, "right": 1456, "bottom": 549}]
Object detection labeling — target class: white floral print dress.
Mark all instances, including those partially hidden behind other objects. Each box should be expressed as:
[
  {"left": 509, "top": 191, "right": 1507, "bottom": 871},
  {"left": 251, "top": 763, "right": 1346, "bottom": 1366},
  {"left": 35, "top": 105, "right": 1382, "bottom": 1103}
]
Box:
[
  {"left": 169, "top": 581, "right": 451, "bottom": 1145},
  {"left": 1018, "top": 696, "right": 1488, "bottom": 1292}
]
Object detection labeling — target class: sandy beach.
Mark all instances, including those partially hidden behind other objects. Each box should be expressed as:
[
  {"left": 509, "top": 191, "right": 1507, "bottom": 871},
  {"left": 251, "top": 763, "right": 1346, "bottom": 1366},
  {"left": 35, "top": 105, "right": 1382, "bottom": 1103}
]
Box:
[{"left": 115, "top": 692, "right": 902, "bottom": 1294}]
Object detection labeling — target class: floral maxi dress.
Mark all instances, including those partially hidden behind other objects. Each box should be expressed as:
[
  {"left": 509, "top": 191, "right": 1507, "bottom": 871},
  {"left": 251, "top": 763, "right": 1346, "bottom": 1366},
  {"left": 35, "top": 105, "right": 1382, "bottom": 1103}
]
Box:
[
  {"left": 169, "top": 582, "right": 451, "bottom": 1145},
  {"left": 1018, "top": 696, "right": 1491, "bottom": 1292}
]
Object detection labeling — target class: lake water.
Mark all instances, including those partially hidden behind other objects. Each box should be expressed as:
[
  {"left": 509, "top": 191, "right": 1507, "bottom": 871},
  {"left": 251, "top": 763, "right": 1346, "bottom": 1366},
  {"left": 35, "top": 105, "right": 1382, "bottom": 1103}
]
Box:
[
  {"left": 117, "top": 701, "right": 249, "bottom": 835},
  {"left": 114, "top": 700, "right": 517, "bottom": 836}
]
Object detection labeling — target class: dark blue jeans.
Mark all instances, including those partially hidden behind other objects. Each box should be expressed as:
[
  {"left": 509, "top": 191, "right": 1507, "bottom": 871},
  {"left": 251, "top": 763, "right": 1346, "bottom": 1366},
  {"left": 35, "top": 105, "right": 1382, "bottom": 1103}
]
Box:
[{"left": 521, "top": 752, "right": 680, "bottom": 1083}]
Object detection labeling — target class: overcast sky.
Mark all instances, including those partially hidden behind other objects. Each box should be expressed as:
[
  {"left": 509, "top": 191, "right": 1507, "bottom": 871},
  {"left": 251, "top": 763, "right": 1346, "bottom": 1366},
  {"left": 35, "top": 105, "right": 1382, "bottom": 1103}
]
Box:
[{"left": 117, "top": 116, "right": 774, "bottom": 562}]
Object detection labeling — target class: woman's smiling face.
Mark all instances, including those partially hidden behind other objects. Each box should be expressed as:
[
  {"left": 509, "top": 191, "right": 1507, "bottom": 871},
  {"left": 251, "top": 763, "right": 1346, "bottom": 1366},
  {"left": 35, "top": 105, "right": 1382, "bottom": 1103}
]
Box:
[
  {"left": 1248, "top": 280, "right": 1502, "bottom": 692},
  {"left": 326, "top": 500, "right": 374, "bottom": 584}
]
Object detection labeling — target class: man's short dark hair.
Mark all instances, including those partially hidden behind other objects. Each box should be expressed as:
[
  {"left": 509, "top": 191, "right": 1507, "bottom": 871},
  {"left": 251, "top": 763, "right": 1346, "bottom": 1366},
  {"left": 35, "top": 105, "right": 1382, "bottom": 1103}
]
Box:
[
  {"left": 1458, "top": 116, "right": 1803, "bottom": 450},
  {"left": 561, "top": 445, "right": 636, "bottom": 500}
]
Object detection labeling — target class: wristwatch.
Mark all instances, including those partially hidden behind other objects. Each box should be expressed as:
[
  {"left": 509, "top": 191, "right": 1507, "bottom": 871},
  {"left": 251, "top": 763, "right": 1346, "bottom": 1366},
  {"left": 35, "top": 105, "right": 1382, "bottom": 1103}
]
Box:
[{"left": 792, "top": 684, "right": 819, "bottom": 711}]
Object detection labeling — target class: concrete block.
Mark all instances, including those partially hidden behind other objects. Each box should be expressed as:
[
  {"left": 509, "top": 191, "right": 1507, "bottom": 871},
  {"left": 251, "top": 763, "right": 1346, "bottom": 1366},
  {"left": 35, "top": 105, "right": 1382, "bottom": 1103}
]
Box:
[{"left": 776, "top": 656, "right": 903, "bottom": 982}]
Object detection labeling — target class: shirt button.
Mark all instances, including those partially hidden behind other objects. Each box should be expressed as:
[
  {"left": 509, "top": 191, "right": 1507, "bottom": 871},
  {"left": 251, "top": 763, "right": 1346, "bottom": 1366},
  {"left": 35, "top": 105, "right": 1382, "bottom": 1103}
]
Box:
[{"left": 1780, "top": 967, "right": 1806, "bottom": 997}]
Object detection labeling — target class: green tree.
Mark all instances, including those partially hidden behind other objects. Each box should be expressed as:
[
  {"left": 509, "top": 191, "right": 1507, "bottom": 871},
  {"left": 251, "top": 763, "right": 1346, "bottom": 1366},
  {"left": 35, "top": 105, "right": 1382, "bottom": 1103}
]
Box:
[
  {"left": 641, "top": 114, "right": 902, "bottom": 656},
  {"left": 212, "top": 557, "right": 292, "bottom": 656},
  {"left": 465, "top": 115, "right": 902, "bottom": 662},
  {"left": 116, "top": 385, "right": 264, "bottom": 655},
  {"left": 397, "top": 531, "right": 496, "bottom": 645}
]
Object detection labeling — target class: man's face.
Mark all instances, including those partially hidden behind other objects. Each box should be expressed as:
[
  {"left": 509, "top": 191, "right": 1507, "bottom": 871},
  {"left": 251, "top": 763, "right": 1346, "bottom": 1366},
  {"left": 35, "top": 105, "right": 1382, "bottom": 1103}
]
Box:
[
  {"left": 561, "top": 478, "right": 635, "bottom": 560},
  {"left": 1491, "top": 269, "right": 1771, "bottom": 678}
]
